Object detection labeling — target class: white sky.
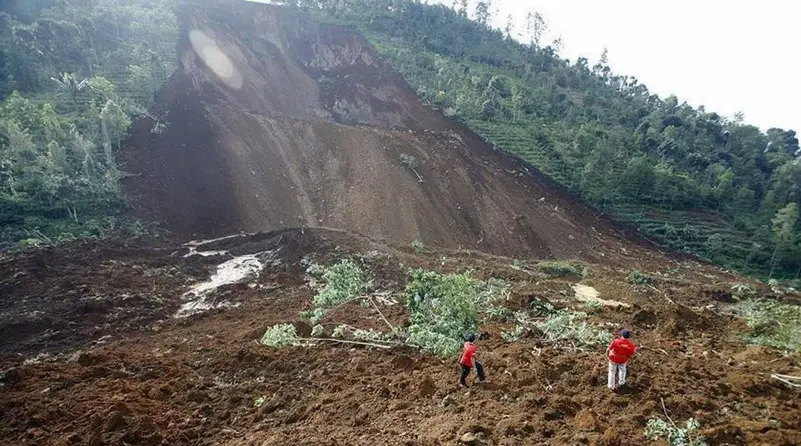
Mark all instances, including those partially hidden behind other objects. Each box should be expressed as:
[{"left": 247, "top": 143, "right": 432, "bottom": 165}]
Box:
[{"left": 429, "top": 0, "right": 800, "bottom": 132}]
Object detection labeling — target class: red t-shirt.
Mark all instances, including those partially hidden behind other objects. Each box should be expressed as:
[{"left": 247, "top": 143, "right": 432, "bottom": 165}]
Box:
[
  {"left": 460, "top": 342, "right": 477, "bottom": 366},
  {"left": 608, "top": 338, "right": 636, "bottom": 364}
]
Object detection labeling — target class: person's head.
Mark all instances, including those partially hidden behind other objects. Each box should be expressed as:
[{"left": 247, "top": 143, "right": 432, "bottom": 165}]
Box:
[
  {"left": 466, "top": 333, "right": 476, "bottom": 343},
  {"left": 620, "top": 329, "right": 632, "bottom": 339}
]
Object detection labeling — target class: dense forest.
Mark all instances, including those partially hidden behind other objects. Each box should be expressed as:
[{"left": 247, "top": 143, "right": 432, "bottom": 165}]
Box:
[
  {"left": 0, "top": 0, "right": 176, "bottom": 246},
  {"left": 1, "top": 0, "right": 799, "bottom": 280}
]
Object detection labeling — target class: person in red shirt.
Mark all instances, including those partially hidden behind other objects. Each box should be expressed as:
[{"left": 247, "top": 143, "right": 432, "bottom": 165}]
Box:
[
  {"left": 459, "top": 333, "right": 485, "bottom": 386},
  {"left": 606, "top": 329, "right": 636, "bottom": 392}
]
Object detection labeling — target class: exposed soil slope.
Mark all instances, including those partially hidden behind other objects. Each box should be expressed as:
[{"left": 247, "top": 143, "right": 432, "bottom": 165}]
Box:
[
  {"left": 122, "top": 0, "right": 647, "bottom": 261},
  {"left": 1, "top": 231, "right": 799, "bottom": 446}
]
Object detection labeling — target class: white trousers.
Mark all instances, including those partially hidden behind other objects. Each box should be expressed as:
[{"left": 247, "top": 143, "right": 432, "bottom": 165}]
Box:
[{"left": 608, "top": 361, "right": 627, "bottom": 389}]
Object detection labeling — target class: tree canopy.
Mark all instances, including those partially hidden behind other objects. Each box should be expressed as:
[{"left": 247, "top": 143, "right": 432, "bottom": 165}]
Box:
[{"left": 0, "top": 0, "right": 177, "bottom": 245}]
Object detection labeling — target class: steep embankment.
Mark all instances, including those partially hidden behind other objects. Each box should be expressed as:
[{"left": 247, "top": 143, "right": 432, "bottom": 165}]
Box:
[{"left": 122, "top": 0, "right": 649, "bottom": 261}]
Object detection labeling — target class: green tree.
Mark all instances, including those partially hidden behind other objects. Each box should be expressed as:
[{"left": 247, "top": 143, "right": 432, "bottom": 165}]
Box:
[
  {"left": 50, "top": 72, "right": 90, "bottom": 108},
  {"left": 770, "top": 203, "right": 799, "bottom": 278},
  {"left": 474, "top": 1, "right": 491, "bottom": 26}
]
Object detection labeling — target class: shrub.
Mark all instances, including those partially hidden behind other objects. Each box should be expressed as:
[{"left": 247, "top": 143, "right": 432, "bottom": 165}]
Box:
[
  {"left": 304, "top": 261, "right": 326, "bottom": 277},
  {"left": 538, "top": 260, "right": 582, "bottom": 277},
  {"left": 735, "top": 299, "right": 801, "bottom": 353},
  {"left": 300, "top": 308, "right": 328, "bottom": 325},
  {"left": 628, "top": 270, "right": 653, "bottom": 285},
  {"left": 260, "top": 324, "right": 301, "bottom": 347},
  {"left": 501, "top": 324, "right": 528, "bottom": 342},
  {"left": 535, "top": 309, "right": 612, "bottom": 347},
  {"left": 644, "top": 417, "right": 707, "bottom": 446},
  {"left": 313, "top": 259, "right": 372, "bottom": 308},
  {"left": 405, "top": 269, "right": 508, "bottom": 356},
  {"left": 412, "top": 239, "right": 425, "bottom": 253},
  {"left": 399, "top": 153, "right": 420, "bottom": 169}
]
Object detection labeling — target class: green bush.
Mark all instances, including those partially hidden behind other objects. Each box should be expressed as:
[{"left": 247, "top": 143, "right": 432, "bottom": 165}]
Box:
[
  {"left": 535, "top": 309, "right": 612, "bottom": 347},
  {"left": 735, "top": 299, "right": 801, "bottom": 353},
  {"left": 538, "top": 261, "right": 582, "bottom": 277},
  {"left": 405, "top": 269, "right": 508, "bottom": 356},
  {"left": 628, "top": 270, "right": 654, "bottom": 285},
  {"left": 300, "top": 308, "right": 328, "bottom": 325},
  {"left": 313, "top": 259, "right": 372, "bottom": 308},
  {"left": 260, "top": 324, "right": 301, "bottom": 347},
  {"left": 644, "top": 417, "right": 707, "bottom": 446}
]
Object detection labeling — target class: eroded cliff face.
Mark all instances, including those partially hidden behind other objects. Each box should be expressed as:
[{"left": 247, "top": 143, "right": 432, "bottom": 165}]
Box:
[{"left": 122, "top": 0, "right": 643, "bottom": 261}]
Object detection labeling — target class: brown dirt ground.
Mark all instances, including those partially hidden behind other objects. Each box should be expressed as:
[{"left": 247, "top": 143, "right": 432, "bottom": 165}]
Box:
[
  {"left": 121, "top": 0, "right": 662, "bottom": 262},
  {"left": 1, "top": 229, "right": 799, "bottom": 446}
]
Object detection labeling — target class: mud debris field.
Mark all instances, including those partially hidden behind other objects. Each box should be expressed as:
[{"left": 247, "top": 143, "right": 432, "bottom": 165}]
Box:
[{"left": 1, "top": 229, "right": 800, "bottom": 446}]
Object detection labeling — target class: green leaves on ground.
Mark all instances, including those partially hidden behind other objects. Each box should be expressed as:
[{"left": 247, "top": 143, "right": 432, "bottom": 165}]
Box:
[
  {"left": 735, "top": 299, "right": 801, "bottom": 353},
  {"left": 644, "top": 417, "right": 707, "bottom": 446},
  {"left": 260, "top": 324, "right": 301, "bottom": 347},
  {"left": 535, "top": 309, "right": 613, "bottom": 347},
  {"left": 538, "top": 261, "right": 582, "bottom": 278},
  {"left": 405, "top": 269, "right": 509, "bottom": 357},
  {"left": 313, "top": 259, "right": 373, "bottom": 308}
]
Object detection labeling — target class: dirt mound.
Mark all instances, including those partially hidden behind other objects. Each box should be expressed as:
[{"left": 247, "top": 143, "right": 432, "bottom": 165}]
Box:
[
  {"left": 121, "top": 0, "right": 652, "bottom": 262},
  {"left": 1, "top": 232, "right": 800, "bottom": 446}
]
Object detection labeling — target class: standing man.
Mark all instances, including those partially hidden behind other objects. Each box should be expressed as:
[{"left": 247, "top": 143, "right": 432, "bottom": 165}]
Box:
[
  {"left": 459, "top": 333, "right": 486, "bottom": 386},
  {"left": 606, "top": 329, "right": 636, "bottom": 392}
]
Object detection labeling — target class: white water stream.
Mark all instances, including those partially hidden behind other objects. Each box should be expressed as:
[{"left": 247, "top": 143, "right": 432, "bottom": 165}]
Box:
[{"left": 175, "top": 252, "right": 268, "bottom": 318}]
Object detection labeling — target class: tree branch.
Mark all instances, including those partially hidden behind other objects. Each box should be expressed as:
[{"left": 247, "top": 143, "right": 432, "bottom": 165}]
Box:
[
  {"left": 368, "top": 296, "right": 397, "bottom": 334},
  {"left": 661, "top": 398, "right": 678, "bottom": 429},
  {"left": 300, "top": 337, "right": 397, "bottom": 349}
]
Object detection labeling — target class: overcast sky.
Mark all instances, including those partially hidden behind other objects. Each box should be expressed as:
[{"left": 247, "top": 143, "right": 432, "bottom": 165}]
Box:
[{"left": 428, "top": 0, "right": 800, "bottom": 132}]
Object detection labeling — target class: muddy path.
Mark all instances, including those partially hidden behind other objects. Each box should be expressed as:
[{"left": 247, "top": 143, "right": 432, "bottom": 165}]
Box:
[{"left": 1, "top": 229, "right": 799, "bottom": 445}]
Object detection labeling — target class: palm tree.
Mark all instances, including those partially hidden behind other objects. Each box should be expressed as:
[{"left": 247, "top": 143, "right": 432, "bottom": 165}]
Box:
[{"left": 50, "top": 72, "right": 90, "bottom": 108}]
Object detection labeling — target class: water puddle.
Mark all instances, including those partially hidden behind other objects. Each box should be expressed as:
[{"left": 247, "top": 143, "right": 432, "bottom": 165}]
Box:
[
  {"left": 183, "top": 247, "right": 229, "bottom": 258},
  {"left": 175, "top": 253, "right": 269, "bottom": 318},
  {"left": 572, "top": 284, "right": 630, "bottom": 308}
]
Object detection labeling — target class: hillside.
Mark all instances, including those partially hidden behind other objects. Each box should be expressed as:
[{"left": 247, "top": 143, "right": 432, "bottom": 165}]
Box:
[
  {"left": 1, "top": 0, "right": 799, "bottom": 280},
  {"left": 121, "top": 0, "right": 648, "bottom": 261},
  {"left": 1, "top": 3, "right": 801, "bottom": 445},
  {"left": 281, "top": 0, "right": 801, "bottom": 279}
]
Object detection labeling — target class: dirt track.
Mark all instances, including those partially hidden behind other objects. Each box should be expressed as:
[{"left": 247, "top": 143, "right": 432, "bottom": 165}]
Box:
[
  {"left": 121, "top": 0, "right": 652, "bottom": 261},
  {"left": 1, "top": 229, "right": 799, "bottom": 445}
]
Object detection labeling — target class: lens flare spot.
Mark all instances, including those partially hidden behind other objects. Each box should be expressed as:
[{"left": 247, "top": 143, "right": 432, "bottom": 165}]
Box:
[{"left": 189, "top": 29, "right": 243, "bottom": 90}]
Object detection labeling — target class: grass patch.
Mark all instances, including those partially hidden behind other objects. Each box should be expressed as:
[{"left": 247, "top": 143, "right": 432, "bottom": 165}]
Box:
[
  {"left": 735, "top": 299, "right": 801, "bottom": 353},
  {"left": 538, "top": 260, "right": 582, "bottom": 278}
]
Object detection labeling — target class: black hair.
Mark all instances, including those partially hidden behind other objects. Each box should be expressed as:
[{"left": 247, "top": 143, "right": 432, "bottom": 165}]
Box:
[{"left": 466, "top": 333, "right": 476, "bottom": 342}]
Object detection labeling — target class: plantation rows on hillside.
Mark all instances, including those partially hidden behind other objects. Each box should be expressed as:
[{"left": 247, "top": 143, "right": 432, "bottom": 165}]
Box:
[{"left": 287, "top": 0, "right": 801, "bottom": 279}]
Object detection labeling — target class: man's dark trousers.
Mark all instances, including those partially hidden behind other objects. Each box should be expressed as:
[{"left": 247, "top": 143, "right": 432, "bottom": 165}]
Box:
[{"left": 460, "top": 361, "right": 485, "bottom": 386}]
